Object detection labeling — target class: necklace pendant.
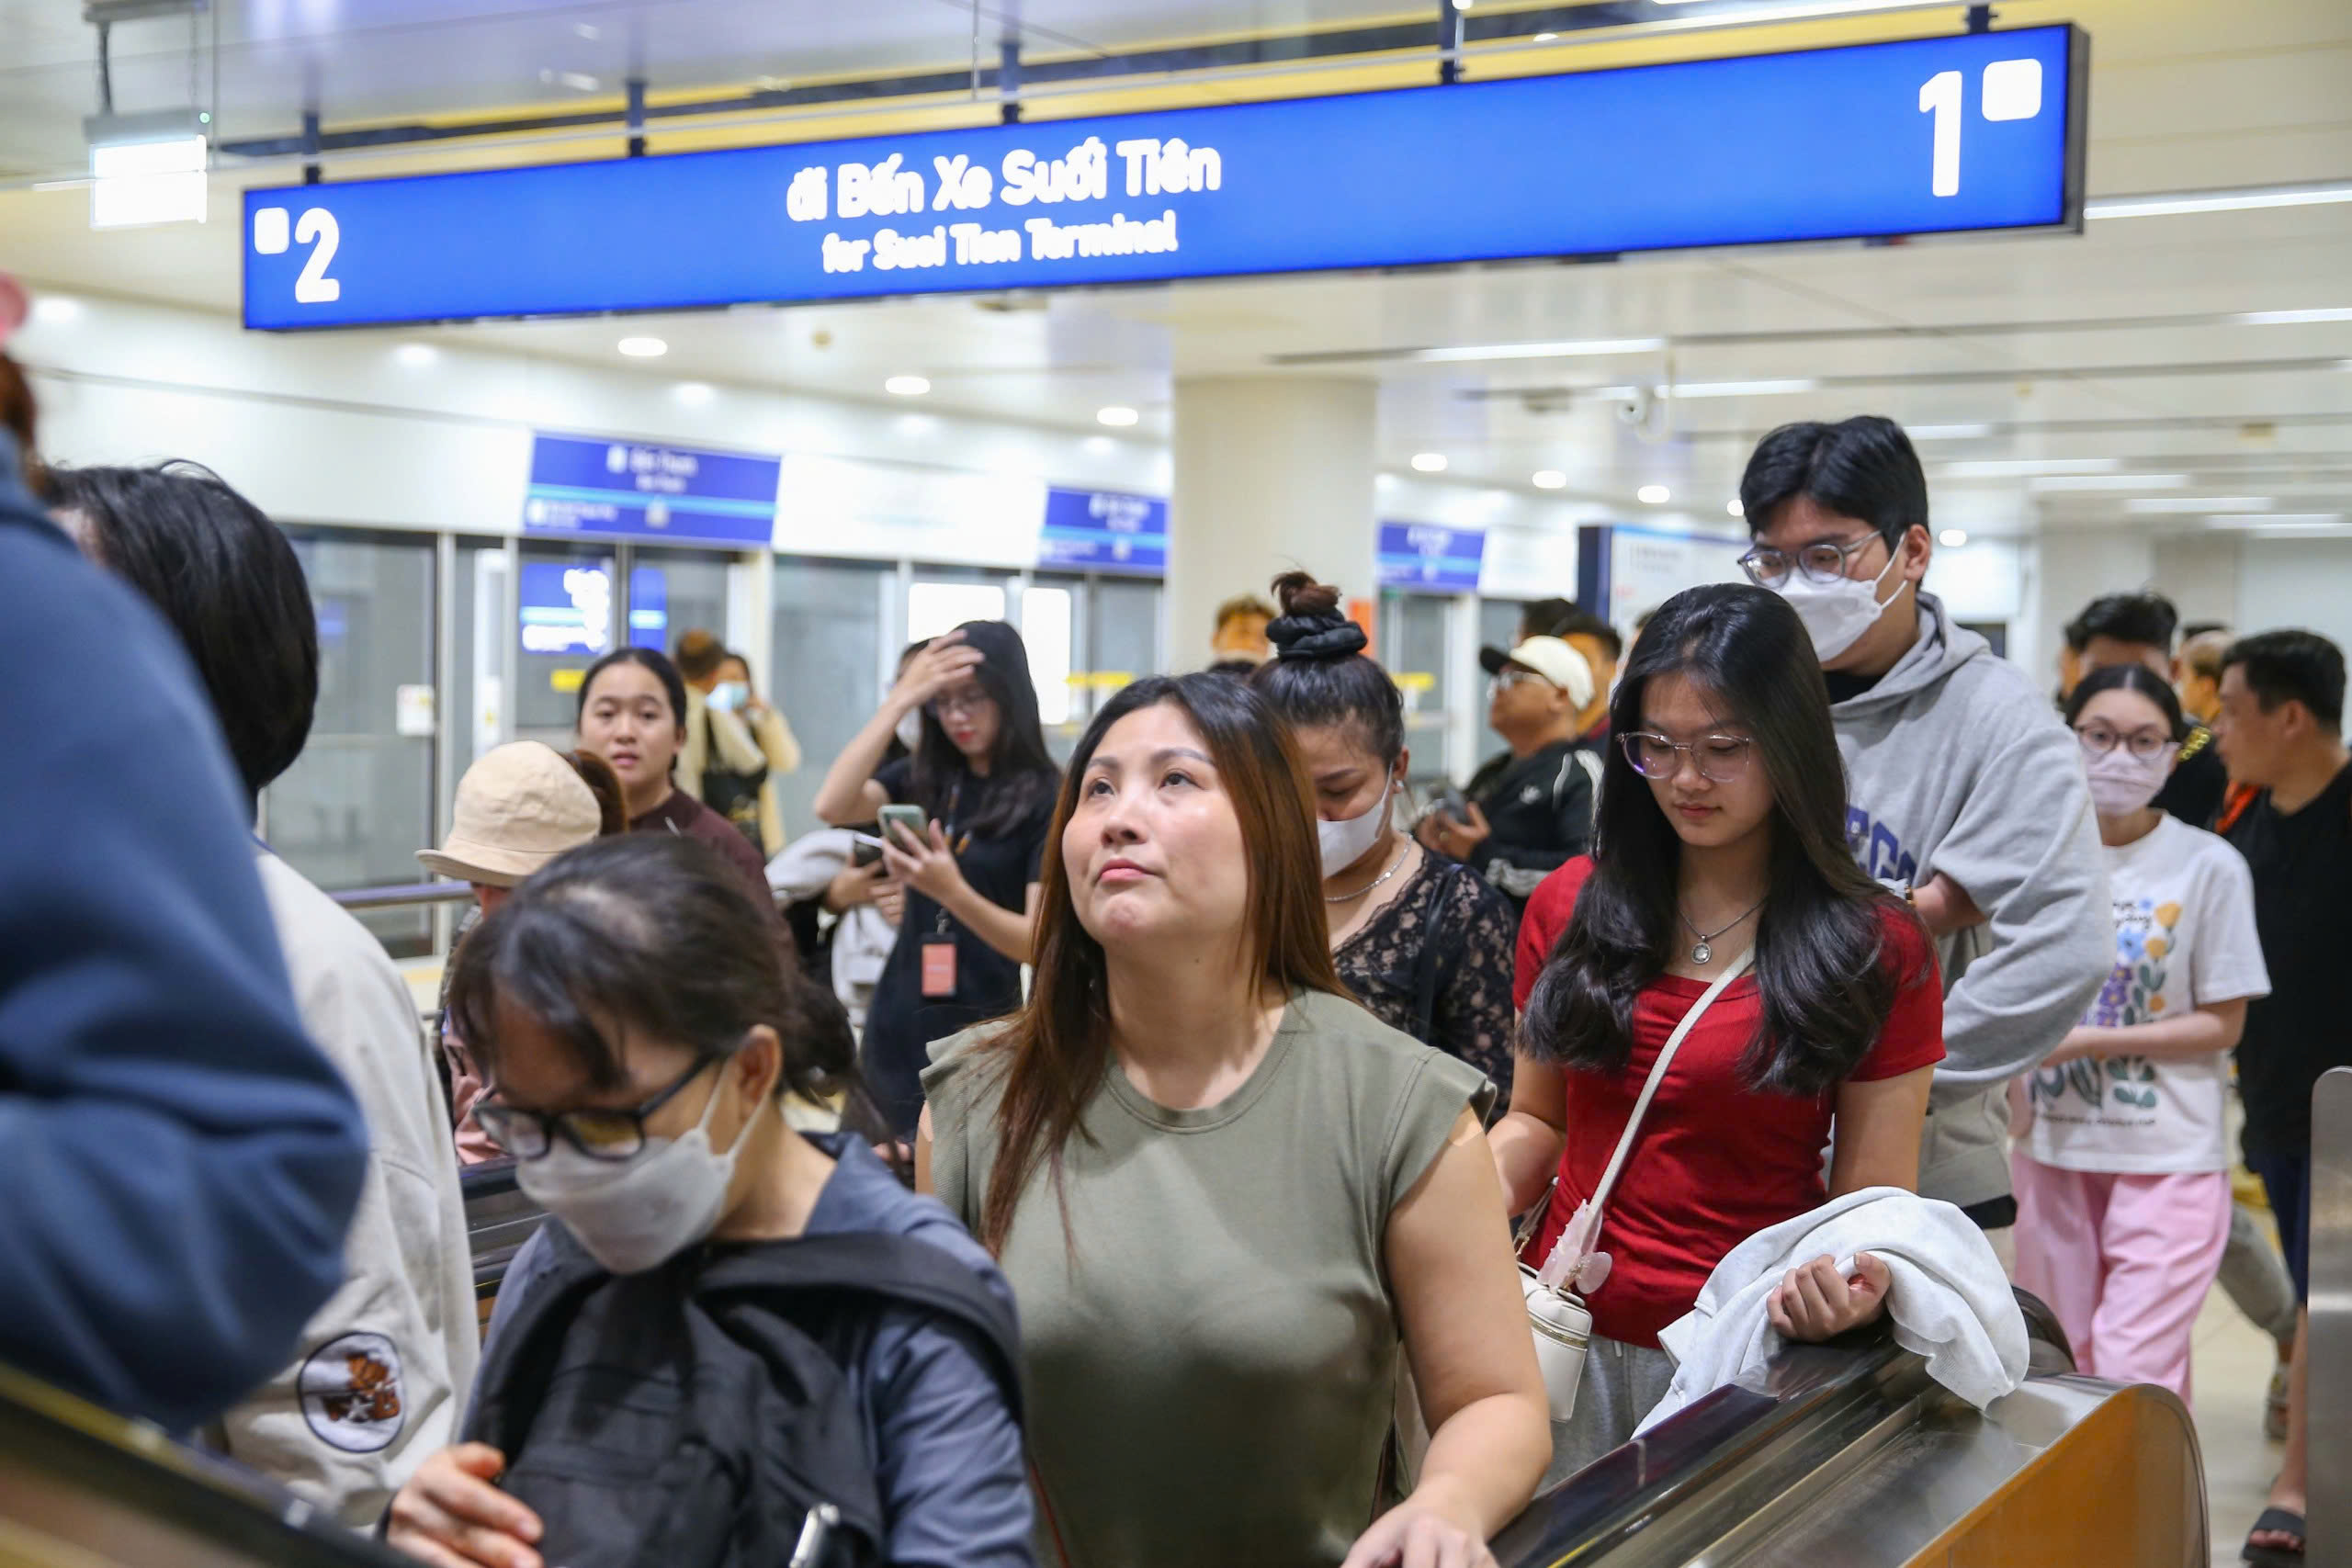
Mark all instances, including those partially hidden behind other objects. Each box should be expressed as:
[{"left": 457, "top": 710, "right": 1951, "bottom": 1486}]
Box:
[{"left": 1691, "top": 941, "right": 1712, "bottom": 965}]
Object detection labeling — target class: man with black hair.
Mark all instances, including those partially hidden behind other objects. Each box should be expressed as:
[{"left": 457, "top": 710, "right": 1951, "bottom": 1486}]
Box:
[
  {"left": 1736, "top": 416, "right": 2110, "bottom": 1259},
  {"left": 50, "top": 461, "right": 477, "bottom": 1524},
  {"left": 2213, "top": 628, "right": 2350, "bottom": 1568},
  {"left": 2059, "top": 592, "right": 2230, "bottom": 829}
]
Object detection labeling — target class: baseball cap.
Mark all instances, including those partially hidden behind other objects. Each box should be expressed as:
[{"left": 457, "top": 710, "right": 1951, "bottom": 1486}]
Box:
[
  {"left": 419, "top": 742, "right": 604, "bottom": 887},
  {"left": 1479, "top": 636, "right": 1596, "bottom": 709}
]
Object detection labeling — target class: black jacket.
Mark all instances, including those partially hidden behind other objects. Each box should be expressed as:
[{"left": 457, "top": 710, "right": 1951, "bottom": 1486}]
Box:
[{"left": 1463, "top": 739, "right": 1596, "bottom": 908}]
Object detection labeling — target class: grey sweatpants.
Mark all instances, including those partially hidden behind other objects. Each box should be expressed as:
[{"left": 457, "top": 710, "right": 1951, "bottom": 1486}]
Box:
[
  {"left": 2219, "top": 1200, "right": 2301, "bottom": 1348},
  {"left": 1544, "top": 1335, "right": 1679, "bottom": 1488}
]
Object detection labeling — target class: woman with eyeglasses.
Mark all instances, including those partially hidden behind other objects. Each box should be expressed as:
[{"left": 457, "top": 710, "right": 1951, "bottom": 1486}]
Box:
[
  {"left": 384, "top": 834, "right": 1034, "bottom": 1568},
  {"left": 1491, "top": 584, "right": 1945, "bottom": 1479},
  {"left": 814, "top": 622, "right": 1061, "bottom": 1137},
  {"left": 2009, "top": 664, "right": 2268, "bottom": 1404}
]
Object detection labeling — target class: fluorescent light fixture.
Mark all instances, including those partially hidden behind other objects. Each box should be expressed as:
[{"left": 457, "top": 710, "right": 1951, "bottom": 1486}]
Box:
[
  {"left": 1645, "top": 0, "right": 1948, "bottom": 17},
  {"left": 2127, "top": 496, "right": 2272, "bottom": 514},
  {"left": 1725, "top": 499, "right": 1745, "bottom": 518},
  {"left": 1939, "top": 529, "right": 1969, "bottom": 547},
  {"left": 30, "top": 295, "right": 84, "bottom": 326},
  {"left": 392, "top": 343, "right": 437, "bottom": 368},
  {"left": 884, "top": 375, "right": 931, "bottom": 396},
  {"left": 1410, "top": 452, "right": 1448, "bottom": 473},
  {"left": 2205, "top": 513, "right": 2347, "bottom": 531},
  {"left": 2236, "top": 307, "right": 2352, "bottom": 326},
  {"left": 1414, "top": 336, "right": 1665, "bottom": 364},
  {"left": 2086, "top": 183, "right": 2352, "bottom": 220},
  {"left": 87, "top": 111, "right": 209, "bottom": 230},
  {"left": 1095, "top": 404, "right": 1140, "bottom": 427},
  {"left": 1532, "top": 469, "right": 1567, "bottom": 490},
  {"left": 1942, "top": 457, "right": 2120, "bottom": 479},
  {"left": 2027, "top": 473, "right": 2188, "bottom": 492},
  {"left": 674, "top": 381, "right": 716, "bottom": 405},
  {"left": 616, "top": 336, "right": 668, "bottom": 357},
  {"left": 1637, "top": 484, "right": 1671, "bottom": 504},
  {"left": 1657, "top": 378, "right": 1818, "bottom": 400},
  {"left": 1907, "top": 423, "right": 1996, "bottom": 440}
]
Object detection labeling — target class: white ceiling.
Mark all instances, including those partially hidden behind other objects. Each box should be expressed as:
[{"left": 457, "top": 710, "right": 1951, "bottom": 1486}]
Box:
[{"left": 2, "top": 0, "right": 2347, "bottom": 536}]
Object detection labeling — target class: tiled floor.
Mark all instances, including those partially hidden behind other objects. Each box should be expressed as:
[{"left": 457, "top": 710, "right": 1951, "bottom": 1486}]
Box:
[{"left": 2189, "top": 1274, "right": 2290, "bottom": 1568}]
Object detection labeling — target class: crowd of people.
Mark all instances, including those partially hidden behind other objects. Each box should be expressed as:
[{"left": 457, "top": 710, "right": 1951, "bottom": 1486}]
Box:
[{"left": 4, "top": 269, "right": 2345, "bottom": 1568}]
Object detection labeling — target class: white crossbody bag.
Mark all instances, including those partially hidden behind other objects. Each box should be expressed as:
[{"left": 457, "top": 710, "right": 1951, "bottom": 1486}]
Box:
[{"left": 1521, "top": 951, "right": 1753, "bottom": 1423}]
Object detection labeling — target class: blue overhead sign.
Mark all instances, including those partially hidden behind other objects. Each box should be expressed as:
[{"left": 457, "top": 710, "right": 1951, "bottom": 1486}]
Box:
[
  {"left": 244, "top": 27, "right": 2083, "bottom": 329},
  {"left": 1380, "top": 522, "right": 1486, "bottom": 592},
  {"left": 1038, "top": 488, "right": 1168, "bottom": 576},
  {"left": 522, "top": 433, "right": 780, "bottom": 547}
]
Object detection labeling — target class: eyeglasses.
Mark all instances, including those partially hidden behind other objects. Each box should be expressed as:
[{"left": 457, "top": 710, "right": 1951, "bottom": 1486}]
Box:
[
  {"left": 1621, "top": 730, "right": 1758, "bottom": 784},
  {"left": 1737, "top": 534, "right": 1886, "bottom": 589},
  {"left": 927, "top": 685, "right": 992, "bottom": 720},
  {"left": 475, "top": 1055, "right": 717, "bottom": 1162},
  {"left": 1488, "top": 669, "right": 1552, "bottom": 695},
  {"left": 2075, "top": 724, "right": 2175, "bottom": 762}
]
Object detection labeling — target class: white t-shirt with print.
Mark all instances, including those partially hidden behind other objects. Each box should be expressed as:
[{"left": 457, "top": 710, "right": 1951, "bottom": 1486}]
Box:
[{"left": 2024, "top": 815, "right": 2270, "bottom": 1174}]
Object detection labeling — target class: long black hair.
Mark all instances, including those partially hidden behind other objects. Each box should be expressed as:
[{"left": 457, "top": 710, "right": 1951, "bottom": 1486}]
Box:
[
  {"left": 2064, "top": 661, "right": 2188, "bottom": 741},
  {"left": 1521, "top": 583, "right": 1922, "bottom": 1096},
  {"left": 447, "top": 832, "right": 889, "bottom": 1142},
  {"left": 1249, "top": 570, "right": 1405, "bottom": 764},
  {"left": 576, "top": 647, "right": 690, "bottom": 746},
  {"left": 48, "top": 461, "right": 317, "bottom": 804},
  {"left": 907, "top": 619, "right": 1060, "bottom": 838}
]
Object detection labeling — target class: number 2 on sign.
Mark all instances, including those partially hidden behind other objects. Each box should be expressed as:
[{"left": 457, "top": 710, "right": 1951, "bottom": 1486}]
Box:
[
  {"left": 295, "top": 209, "right": 342, "bottom": 303},
  {"left": 1918, "top": 70, "right": 1962, "bottom": 197}
]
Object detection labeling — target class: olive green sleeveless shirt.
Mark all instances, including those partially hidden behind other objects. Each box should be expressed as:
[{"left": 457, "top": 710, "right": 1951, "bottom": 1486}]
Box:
[{"left": 922, "top": 989, "right": 1493, "bottom": 1568}]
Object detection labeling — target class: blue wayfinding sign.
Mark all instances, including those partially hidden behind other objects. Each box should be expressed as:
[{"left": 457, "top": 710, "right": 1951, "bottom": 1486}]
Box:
[
  {"left": 245, "top": 28, "right": 2082, "bottom": 330},
  {"left": 1380, "top": 523, "right": 1486, "bottom": 592},
  {"left": 1039, "top": 488, "right": 1168, "bottom": 576},
  {"left": 523, "top": 434, "right": 780, "bottom": 547}
]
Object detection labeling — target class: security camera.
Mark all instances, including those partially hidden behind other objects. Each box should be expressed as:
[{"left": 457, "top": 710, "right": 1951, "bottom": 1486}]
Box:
[{"left": 1613, "top": 385, "right": 1657, "bottom": 427}]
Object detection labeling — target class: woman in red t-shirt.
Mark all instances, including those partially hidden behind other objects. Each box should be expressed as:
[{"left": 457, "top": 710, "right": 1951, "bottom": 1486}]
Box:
[{"left": 1490, "top": 583, "right": 1944, "bottom": 1480}]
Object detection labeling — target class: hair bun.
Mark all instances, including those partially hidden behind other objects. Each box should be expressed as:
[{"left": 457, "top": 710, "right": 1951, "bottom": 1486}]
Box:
[{"left": 1264, "top": 570, "right": 1365, "bottom": 661}]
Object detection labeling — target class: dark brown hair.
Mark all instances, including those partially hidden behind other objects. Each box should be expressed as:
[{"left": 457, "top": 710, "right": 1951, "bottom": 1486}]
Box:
[
  {"left": 562, "top": 748, "right": 629, "bottom": 836},
  {"left": 975, "top": 672, "right": 1346, "bottom": 1253},
  {"left": 673, "top": 627, "right": 727, "bottom": 682},
  {"left": 0, "top": 353, "right": 40, "bottom": 498},
  {"left": 1250, "top": 570, "right": 1404, "bottom": 765}
]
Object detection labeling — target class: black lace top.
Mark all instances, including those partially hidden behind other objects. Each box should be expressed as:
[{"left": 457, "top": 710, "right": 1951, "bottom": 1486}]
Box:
[{"left": 1334, "top": 852, "right": 1520, "bottom": 1105}]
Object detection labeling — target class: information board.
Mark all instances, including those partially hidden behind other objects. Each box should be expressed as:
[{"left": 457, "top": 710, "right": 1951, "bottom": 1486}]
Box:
[
  {"left": 1037, "top": 488, "right": 1168, "bottom": 576},
  {"left": 523, "top": 433, "right": 780, "bottom": 547},
  {"left": 1379, "top": 522, "right": 1487, "bottom": 592},
  {"left": 246, "top": 27, "right": 2083, "bottom": 329}
]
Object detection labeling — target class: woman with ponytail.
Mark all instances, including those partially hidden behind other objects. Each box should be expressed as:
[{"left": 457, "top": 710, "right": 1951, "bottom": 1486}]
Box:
[{"left": 1250, "top": 571, "right": 1518, "bottom": 1100}]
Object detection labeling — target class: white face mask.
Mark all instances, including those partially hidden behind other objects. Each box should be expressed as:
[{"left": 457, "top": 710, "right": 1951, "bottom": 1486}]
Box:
[
  {"left": 895, "top": 710, "right": 924, "bottom": 750},
  {"left": 2084, "top": 747, "right": 2173, "bottom": 817},
  {"left": 1318, "top": 779, "right": 1395, "bottom": 876},
  {"left": 709, "top": 681, "right": 751, "bottom": 713},
  {"left": 515, "top": 1068, "right": 763, "bottom": 1275},
  {"left": 1773, "top": 540, "right": 1911, "bottom": 663}
]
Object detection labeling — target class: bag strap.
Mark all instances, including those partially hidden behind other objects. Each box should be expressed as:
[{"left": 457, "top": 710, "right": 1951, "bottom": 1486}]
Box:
[{"left": 1580, "top": 949, "right": 1753, "bottom": 1231}]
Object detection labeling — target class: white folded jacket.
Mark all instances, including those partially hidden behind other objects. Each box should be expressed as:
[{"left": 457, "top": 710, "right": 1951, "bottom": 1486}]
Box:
[{"left": 1634, "top": 1185, "right": 2028, "bottom": 1434}]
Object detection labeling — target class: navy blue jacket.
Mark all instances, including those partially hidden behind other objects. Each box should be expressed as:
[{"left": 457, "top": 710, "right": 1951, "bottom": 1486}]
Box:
[{"left": 0, "top": 434, "right": 367, "bottom": 1432}]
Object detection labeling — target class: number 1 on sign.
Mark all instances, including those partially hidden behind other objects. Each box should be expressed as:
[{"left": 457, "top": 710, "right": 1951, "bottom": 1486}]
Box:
[{"left": 1918, "top": 70, "right": 1962, "bottom": 197}]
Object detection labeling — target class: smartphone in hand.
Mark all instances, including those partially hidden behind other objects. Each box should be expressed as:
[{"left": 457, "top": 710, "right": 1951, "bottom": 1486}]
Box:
[{"left": 877, "top": 804, "right": 929, "bottom": 851}]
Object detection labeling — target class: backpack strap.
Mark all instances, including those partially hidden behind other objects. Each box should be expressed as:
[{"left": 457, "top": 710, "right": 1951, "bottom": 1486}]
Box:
[{"left": 460, "top": 1221, "right": 624, "bottom": 1456}]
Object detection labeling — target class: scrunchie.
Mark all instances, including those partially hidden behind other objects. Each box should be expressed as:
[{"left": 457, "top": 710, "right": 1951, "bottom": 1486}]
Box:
[{"left": 1268, "top": 612, "right": 1368, "bottom": 661}]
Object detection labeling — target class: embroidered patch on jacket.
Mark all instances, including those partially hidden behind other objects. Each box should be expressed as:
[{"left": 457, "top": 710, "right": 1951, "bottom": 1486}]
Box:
[
  {"left": 299, "top": 1332, "right": 406, "bottom": 1453},
  {"left": 1520, "top": 785, "right": 1543, "bottom": 804}
]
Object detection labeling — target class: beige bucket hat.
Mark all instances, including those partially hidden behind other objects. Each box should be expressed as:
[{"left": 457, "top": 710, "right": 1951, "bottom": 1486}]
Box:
[{"left": 418, "top": 741, "right": 603, "bottom": 887}]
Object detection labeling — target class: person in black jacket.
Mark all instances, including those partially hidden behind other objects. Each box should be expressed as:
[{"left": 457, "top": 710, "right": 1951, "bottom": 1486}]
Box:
[
  {"left": 2060, "top": 592, "right": 2228, "bottom": 829},
  {"left": 1418, "top": 635, "right": 1597, "bottom": 913}
]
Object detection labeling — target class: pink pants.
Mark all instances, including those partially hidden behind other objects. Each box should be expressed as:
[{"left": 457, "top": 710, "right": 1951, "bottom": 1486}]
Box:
[{"left": 2010, "top": 1155, "right": 2231, "bottom": 1404}]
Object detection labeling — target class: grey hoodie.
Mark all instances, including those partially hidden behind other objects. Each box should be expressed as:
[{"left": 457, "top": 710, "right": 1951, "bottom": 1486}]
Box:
[{"left": 1834, "top": 593, "right": 2112, "bottom": 1203}]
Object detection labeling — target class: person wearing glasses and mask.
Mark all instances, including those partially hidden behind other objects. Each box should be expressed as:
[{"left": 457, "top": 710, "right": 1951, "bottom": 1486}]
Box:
[
  {"left": 814, "top": 623, "right": 1060, "bottom": 1137},
  {"left": 1419, "top": 634, "right": 1597, "bottom": 914},
  {"left": 2008, "top": 665, "right": 2267, "bottom": 1408},
  {"left": 1736, "top": 417, "right": 2109, "bottom": 1266},
  {"left": 1495, "top": 585, "right": 1944, "bottom": 1478},
  {"left": 384, "top": 835, "right": 1033, "bottom": 1568}
]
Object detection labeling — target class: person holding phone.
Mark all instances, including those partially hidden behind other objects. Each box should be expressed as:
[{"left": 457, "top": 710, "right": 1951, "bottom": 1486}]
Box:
[
  {"left": 1419, "top": 635, "right": 1598, "bottom": 916},
  {"left": 813, "top": 623, "right": 1060, "bottom": 1136}
]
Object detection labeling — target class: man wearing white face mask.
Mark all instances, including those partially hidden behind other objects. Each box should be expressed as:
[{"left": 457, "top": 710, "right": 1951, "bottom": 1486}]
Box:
[{"left": 1738, "top": 416, "right": 2110, "bottom": 1262}]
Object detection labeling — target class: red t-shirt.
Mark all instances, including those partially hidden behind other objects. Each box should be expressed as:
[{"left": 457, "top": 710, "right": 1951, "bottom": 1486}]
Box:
[{"left": 1511, "top": 858, "right": 1944, "bottom": 1348}]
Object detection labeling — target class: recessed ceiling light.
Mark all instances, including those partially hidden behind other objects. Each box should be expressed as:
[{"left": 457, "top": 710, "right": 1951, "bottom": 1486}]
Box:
[
  {"left": 674, "top": 381, "right": 716, "bottom": 405},
  {"left": 1532, "top": 469, "right": 1567, "bottom": 490},
  {"left": 1414, "top": 336, "right": 1665, "bottom": 364},
  {"left": 2028, "top": 473, "right": 2189, "bottom": 492},
  {"left": 392, "top": 343, "right": 436, "bottom": 368},
  {"left": 1638, "top": 484, "right": 1671, "bottom": 504},
  {"left": 2128, "top": 496, "right": 2273, "bottom": 514},
  {"left": 1939, "top": 528, "right": 1970, "bottom": 547},
  {"left": 2235, "top": 307, "right": 2352, "bottom": 326},
  {"left": 1410, "top": 452, "right": 1448, "bottom": 473},
  {"left": 1725, "top": 499, "right": 1745, "bottom": 517},
  {"left": 1095, "top": 404, "right": 1140, "bottom": 427},
  {"left": 885, "top": 375, "right": 931, "bottom": 396},
  {"left": 616, "top": 336, "right": 668, "bottom": 357}
]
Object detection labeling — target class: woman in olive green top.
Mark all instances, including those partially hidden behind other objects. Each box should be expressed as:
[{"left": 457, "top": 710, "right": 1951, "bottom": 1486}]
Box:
[{"left": 920, "top": 672, "right": 1547, "bottom": 1568}]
